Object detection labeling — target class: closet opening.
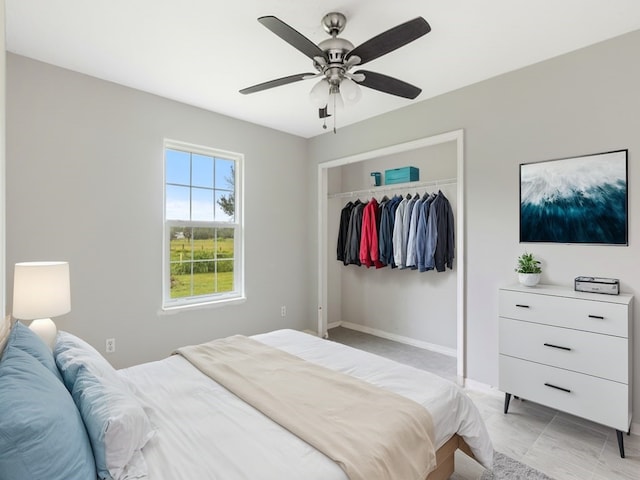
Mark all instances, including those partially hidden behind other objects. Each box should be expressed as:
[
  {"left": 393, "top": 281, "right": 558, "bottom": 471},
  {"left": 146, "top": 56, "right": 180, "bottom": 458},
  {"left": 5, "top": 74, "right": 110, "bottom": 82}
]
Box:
[{"left": 317, "top": 130, "right": 466, "bottom": 380}]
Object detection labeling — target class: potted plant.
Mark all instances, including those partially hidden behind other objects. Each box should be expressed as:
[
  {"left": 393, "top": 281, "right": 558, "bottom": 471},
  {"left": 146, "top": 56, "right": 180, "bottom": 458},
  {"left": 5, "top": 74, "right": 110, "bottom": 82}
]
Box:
[{"left": 515, "top": 252, "right": 542, "bottom": 286}]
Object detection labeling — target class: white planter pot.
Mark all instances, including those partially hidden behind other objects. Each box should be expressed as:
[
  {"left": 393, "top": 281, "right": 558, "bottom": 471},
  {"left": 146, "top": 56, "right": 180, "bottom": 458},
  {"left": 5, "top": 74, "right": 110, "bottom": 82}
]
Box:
[{"left": 518, "top": 273, "right": 541, "bottom": 287}]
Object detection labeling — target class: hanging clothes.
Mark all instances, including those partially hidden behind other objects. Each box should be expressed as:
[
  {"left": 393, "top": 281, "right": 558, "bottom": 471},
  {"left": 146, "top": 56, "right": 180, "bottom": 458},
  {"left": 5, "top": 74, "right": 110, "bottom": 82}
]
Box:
[
  {"left": 399, "top": 194, "right": 419, "bottom": 269},
  {"left": 376, "top": 195, "right": 390, "bottom": 267},
  {"left": 416, "top": 193, "right": 437, "bottom": 272},
  {"left": 335, "top": 187, "right": 454, "bottom": 273},
  {"left": 344, "top": 201, "right": 366, "bottom": 266},
  {"left": 336, "top": 200, "right": 355, "bottom": 265},
  {"left": 427, "top": 191, "right": 455, "bottom": 272},
  {"left": 379, "top": 195, "right": 401, "bottom": 267},
  {"left": 406, "top": 195, "right": 426, "bottom": 269},
  {"left": 359, "top": 198, "right": 384, "bottom": 268},
  {"left": 392, "top": 195, "right": 409, "bottom": 268}
]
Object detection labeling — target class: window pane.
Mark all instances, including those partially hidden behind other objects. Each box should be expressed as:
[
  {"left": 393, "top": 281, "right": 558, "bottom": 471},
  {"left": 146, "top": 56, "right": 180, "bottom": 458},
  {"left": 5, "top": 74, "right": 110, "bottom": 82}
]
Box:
[
  {"left": 192, "top": 154, "right": 214, "bottom": 188},
  {"left": 217, "top": 228, "right": 234, "bottom": 259},
  {"left": 216, "top": 260, "right": 234, "bottom": 292},
  {"left": 166, "top": 149, "right": 191, "bottom": 185},
  {"left": 169, "top": 227, "right": 192, "bottom": 262},
  {"left": 167, "top": 228, "right": 237, "bottom": 300},
  {"left": 192, "top": 188, "right": 214, "bottom": 221},
  {"left": 193, "top": 262, "right": 215, "bottom": 295},
  {"left": 192, "top": 228, "right": 215, "bottom": 260},
  {"left": 215, "top": 190, "right": 234, "bottom": 222},
  {"left": 166, "top": 185, "right": 190, "bottom": 220},
  {"left": 215, "top": 158, "right": 235, "bottom": 190},
  {"left": 169, "top": 232, "right": 193, "bottom": 298},
  {"left": 169, "top": 268, "right": 193, "bottom": 298}
]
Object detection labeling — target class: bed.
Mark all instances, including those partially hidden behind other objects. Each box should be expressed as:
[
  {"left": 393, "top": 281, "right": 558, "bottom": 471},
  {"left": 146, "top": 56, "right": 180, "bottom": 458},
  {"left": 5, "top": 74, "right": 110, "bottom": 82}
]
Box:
[{"left": 0, "top": 316, "right": 493, "bottom": 480}]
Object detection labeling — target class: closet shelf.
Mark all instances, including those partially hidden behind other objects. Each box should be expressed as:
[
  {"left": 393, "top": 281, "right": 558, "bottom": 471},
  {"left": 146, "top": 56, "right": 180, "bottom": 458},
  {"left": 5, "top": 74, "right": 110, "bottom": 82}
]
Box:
[{"left": 328, "top": 177, "right": 457, "bottom": 199}]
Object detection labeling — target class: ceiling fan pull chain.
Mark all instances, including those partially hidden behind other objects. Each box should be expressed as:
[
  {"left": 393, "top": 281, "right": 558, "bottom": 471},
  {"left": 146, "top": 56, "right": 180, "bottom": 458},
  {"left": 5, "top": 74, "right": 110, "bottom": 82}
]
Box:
[{"left": 333, "top": 95, "right": 337, "bottom": 134}]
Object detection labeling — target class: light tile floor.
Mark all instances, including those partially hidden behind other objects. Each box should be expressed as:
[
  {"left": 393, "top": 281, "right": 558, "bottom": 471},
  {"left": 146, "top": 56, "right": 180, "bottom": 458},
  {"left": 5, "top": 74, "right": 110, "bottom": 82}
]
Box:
[{"left": 328, "top": 326, "right": 640, "bottom": 480}]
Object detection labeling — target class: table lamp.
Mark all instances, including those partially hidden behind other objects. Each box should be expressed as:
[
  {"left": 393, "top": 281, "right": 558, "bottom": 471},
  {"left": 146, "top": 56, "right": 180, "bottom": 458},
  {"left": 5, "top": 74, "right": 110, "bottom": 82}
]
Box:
[{"left": 12, "top": 261, "right": 71, "bottom": 349}]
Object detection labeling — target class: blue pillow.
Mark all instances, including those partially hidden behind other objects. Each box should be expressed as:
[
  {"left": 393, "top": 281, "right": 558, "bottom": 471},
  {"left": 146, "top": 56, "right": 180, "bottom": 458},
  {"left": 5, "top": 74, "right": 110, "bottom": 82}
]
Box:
[
  {"left": 0, "top": 346, "right": 96, "bottom": 480},
  {"left": 55, "top": 332, "right": 154, "bottom": 480},
  {"left": 4, "top": 320, "right": 63, "bottom": 382}
]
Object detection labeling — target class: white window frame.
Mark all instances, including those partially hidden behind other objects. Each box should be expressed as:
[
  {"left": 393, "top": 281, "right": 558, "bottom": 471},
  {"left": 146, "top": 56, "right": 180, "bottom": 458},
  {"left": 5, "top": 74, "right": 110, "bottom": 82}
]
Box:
[{"left": 162, "top": 139, "right": 244, "bottom": 311}]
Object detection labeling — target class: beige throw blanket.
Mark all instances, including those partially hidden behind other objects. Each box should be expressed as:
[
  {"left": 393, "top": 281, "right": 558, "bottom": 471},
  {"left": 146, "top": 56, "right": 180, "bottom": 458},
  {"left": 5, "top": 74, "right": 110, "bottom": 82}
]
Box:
[{"left": 175, "top": 335, "right": 436, "bottom": 480}]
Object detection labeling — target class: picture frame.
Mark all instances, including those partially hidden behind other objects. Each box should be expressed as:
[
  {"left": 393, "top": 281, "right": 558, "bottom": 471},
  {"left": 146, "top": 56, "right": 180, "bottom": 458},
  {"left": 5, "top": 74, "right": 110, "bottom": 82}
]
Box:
[{"left": 519, "top": 149, "right": 628, "bottom": 245}]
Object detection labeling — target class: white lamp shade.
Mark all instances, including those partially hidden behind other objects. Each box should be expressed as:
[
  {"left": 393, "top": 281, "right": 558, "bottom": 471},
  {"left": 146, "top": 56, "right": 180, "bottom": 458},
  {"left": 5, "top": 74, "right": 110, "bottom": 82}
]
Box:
[
  {"left": 309, "top": 78, "right": 330, "bottom": 108},
  {"left": 12, "top": 262, "right": 71, "bottom": 320},
  {"left": 340, "top": 77, "right": 362, "bottom": 104}
]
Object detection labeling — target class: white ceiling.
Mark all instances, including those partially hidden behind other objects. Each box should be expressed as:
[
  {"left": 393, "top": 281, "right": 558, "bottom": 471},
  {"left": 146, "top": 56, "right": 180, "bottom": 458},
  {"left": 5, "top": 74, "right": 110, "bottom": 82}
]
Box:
[{"left": 6, "top": 1, "right": 640, "bottom": 138}]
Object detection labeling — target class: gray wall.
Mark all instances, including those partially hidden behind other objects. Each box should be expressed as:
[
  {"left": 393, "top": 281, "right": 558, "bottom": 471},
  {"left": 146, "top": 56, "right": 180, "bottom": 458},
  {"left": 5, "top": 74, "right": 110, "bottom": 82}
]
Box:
[
  {"left": 6, "top": 54, "right": 310, "bottom": 368},
  {"left": 308, "top": 30, "right": 640, "bottom": 417}
]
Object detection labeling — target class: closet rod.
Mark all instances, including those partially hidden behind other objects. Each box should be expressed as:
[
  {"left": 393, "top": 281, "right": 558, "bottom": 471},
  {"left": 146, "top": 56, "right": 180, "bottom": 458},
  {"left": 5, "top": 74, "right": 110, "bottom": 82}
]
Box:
[{"left": 328, "top": 177, "right": 457, "bottom": 199}]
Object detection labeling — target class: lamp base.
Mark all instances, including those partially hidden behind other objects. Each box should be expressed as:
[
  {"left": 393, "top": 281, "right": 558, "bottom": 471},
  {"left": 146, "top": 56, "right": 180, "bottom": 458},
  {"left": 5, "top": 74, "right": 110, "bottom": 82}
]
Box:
[{"left": 29, "top": 318, "right": 57, "bottom": 350}]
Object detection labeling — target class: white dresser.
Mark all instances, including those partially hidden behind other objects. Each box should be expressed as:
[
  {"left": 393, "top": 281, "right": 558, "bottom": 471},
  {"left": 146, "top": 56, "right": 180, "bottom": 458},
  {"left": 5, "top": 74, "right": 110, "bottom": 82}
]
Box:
[{"left": 498, "top": 284, "right": 633, "bottom": 457}]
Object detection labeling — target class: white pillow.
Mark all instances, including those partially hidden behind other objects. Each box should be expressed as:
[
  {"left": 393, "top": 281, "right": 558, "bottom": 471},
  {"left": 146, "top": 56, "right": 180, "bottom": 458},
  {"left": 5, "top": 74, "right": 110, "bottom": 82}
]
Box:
[{"left": 54, "top": 331, "right": 155, "bottom": 480}]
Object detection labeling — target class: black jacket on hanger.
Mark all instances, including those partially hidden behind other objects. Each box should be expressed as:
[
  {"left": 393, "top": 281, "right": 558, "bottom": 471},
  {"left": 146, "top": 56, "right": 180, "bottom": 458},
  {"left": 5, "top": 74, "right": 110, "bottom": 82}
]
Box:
[
  {"left": 433, "top": 191, "right": 455, "bottom": 272},
  {"left": 337, "top": 201, "right": 355, "bottom": 265}
]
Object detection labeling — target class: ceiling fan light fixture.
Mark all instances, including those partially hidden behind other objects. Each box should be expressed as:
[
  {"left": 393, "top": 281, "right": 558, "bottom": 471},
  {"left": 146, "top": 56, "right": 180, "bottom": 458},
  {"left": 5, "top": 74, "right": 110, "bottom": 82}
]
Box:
[
  {"left": 340, "top": 77, "right": 361, "bottom": 104},
  {"left": 309, "top": 78, "right": 330, "bottom": 107},
  {"left": 243, "top": 13, "right": 431, "bottom": 132}
]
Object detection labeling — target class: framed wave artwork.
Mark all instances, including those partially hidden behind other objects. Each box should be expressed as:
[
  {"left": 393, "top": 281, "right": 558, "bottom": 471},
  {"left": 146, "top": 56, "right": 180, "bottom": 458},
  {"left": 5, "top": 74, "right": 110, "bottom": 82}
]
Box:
[{"left": 520, "top": 149, "right": 628, "bottom": 245}]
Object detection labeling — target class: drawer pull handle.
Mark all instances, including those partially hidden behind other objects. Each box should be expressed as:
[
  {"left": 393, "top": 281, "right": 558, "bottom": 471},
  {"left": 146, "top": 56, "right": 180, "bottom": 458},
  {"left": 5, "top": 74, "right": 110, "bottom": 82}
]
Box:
[
  {"left": 544, "top": 382, "right": 571, "bottom": 393},
  {"left": 544, "top": 343, "right": 572, "bottom": 351},
  {"left": 515, "top": 304, "right": 530, "bottom": 308},
  {"left": 588, "top": 315, "right": 604, "bottom": 320}
]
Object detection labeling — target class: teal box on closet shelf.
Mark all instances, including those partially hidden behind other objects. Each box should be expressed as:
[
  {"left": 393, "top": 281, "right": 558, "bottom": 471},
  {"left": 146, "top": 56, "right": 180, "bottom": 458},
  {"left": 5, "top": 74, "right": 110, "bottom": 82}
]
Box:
[{"left": 384, "top": 166, "right": 419, "bottom": 184}]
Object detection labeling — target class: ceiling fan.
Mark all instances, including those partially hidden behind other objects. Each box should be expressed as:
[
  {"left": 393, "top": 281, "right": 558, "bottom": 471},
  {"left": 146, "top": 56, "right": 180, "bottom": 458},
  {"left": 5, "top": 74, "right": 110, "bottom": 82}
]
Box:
[{"left": 239, "top": 12, "right": 431, "bottom": 129}]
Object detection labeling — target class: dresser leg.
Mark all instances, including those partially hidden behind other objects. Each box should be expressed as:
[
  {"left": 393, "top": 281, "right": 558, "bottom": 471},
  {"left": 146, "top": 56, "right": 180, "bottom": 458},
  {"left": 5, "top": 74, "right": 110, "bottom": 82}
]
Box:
[
  {"left": 504, "top": 393, "right": 512, "bottom": 414},
  {"left": 616, "top": 430, "right": 625, "bottom": 458}
]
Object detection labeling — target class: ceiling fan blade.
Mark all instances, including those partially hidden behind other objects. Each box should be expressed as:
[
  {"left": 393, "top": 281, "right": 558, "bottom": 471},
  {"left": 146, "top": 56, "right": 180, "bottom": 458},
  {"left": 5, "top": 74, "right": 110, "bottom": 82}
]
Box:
[
  {"left": 346, "top": 17, "right": 430, "bottom": 65},
  {"left": 355, "top": 70, "right": 422, "bottom": 99},
  {"left": 258, "top": 16, "right": 326, "bottom": 61},
  {"left": 239, "top": 73, "right": 314, "bottom": 95}
]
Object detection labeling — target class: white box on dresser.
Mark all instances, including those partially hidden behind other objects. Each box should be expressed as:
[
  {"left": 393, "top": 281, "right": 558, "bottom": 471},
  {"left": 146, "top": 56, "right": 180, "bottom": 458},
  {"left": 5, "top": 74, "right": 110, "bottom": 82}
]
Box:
[{"left": 498, "top": 284, "right": 633, "bottom": 458}]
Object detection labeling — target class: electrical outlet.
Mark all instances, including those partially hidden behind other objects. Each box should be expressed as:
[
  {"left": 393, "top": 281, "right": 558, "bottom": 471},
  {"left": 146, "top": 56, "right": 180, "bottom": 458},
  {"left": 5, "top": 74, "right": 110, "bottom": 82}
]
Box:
[
  {"left": 105, "top": 338, "right": 116, "bottom": 353},
  {"left": 281, "top": 305, "right": 286, "bottom": 317}
]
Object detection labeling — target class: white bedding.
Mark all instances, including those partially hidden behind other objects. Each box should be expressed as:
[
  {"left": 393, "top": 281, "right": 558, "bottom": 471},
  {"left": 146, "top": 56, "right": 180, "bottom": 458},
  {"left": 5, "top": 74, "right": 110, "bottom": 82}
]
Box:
[{"left": 119, "top": 329, "right": 493, "bottom": 479}]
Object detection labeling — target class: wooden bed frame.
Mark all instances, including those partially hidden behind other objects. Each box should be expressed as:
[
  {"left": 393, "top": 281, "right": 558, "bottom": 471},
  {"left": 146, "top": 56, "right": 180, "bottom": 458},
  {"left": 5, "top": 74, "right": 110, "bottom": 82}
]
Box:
[{"left": 426, "top": 434, "right": 475, "bottom": 480}]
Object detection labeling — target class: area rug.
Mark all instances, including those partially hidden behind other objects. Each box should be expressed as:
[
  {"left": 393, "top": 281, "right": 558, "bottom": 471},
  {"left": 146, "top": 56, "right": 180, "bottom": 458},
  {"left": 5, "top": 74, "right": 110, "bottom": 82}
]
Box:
[{"left": 480, "top": 452, "right": 554, "bottom": 480}]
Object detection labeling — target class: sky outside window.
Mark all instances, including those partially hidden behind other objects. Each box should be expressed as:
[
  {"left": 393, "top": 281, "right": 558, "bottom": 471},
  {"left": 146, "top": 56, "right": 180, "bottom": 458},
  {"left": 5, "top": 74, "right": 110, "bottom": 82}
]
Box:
[{"left": 165, "top": 149, "right": 235, "bottom": 221}]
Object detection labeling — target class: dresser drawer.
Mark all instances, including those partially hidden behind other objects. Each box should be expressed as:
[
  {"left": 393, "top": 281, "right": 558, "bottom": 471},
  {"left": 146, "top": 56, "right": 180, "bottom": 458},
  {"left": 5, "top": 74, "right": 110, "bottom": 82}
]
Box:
[
  {"left": 499, "top": 289, "right": 628, "bottom": 337},
  {"left": 499, "top": 318, "right": 628, "bottom": 383},
  {"left": 499, "top": 355, "right": 629, "bottom": 430}
]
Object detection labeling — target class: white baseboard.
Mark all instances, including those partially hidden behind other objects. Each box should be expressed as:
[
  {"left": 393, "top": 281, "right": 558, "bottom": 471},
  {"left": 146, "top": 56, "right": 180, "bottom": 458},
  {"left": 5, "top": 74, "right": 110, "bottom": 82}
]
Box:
[
  {"left": 335, "top": 321, "right": 457, "bottom": 358},
  {"left": 327, "top": 321, "right": 341, "bottom": 330}
]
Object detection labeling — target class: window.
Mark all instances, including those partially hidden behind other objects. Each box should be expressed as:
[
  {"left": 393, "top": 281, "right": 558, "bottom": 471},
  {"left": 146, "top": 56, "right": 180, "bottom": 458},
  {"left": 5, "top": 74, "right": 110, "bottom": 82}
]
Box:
[{"left": 163, "top": 140, "right": 243, "bottom": 309}]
